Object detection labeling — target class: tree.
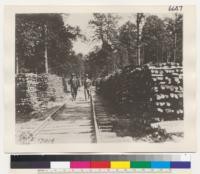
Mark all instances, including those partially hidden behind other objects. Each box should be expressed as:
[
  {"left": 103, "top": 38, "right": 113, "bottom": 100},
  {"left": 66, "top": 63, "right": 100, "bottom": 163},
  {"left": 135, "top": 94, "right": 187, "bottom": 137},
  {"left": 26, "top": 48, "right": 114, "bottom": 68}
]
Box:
[
  {"left": 141, "top": 14, "right": 183, "bottom": 64},
  {"left": 173, "top": 14, "right": 183, "bottom": 63},
  {"left": 118, "top": 21, "right": 137, "bottom": 66},
  {"left": 88, "top": 13, "right": 120, "bottom": 75},
  {"left": 16, "top": 14, "right": 81, "bottom": 75},
  {"left": 89, "top": 13, "right": 119, "bottom": 45},
  {"left": 136, "top": 13, "right": 145, "bottom": 65},
  {"left": 141, "top": 15, "right": 165, "bottom": 63},
  {"left": 16, "top": 14, "right": 44, "bottom": 73},
  {"left": 162, "top": 17, "right": 175, "bottom": 62},
  {"left": 85, "top": 46, "right": 111, "bottom": 78}
]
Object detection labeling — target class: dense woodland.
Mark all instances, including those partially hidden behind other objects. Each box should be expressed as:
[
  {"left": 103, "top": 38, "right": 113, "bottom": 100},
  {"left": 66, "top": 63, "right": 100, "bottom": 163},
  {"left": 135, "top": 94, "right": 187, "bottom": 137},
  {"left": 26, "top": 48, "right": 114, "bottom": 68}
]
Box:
[
  {"left": 16, "top": 14, "right": 84, "bottom": 77},
  {"left": 16, "top": 13, "right": 183, "bottom": 79}
]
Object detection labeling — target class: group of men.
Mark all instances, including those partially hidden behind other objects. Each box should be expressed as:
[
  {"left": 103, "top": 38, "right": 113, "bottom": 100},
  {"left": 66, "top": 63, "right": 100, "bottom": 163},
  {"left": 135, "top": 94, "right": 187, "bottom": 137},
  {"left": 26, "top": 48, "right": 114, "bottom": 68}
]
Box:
[{"left": 68, "top": 73, "right": 92, "bottom": 101}]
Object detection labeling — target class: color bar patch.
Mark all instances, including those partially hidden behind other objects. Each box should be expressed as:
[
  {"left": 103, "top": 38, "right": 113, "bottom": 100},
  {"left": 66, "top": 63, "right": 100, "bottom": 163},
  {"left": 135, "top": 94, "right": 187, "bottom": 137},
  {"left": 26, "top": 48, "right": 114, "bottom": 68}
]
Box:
[
  {"left": 70, "top": 161, "right": 90, "bottom": 168},
  {"left": 131, "top": 161, "right": 151, "bottom": 168},
  {"left": 171, "top": 162, "right": 191, "bottom": 169},
  {"left": 151, "top": 161, "right": 170, "bottom": 168},
  {"left": 91, "top": 161, "right": 110, "bottom": 168},
  {"left": 111, "top": 161, "right": 130, "bottom": 169},
  {"left": 11, "top": 162, "right": 50, "bottom": 169},
  {"left": 50, "top": 162, "right": 70, "bottom": 169}
]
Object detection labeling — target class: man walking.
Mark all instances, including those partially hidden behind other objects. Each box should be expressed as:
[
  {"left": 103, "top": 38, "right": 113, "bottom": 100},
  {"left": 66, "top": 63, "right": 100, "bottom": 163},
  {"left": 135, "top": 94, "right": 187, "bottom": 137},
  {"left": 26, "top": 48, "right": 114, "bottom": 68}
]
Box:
[
  {"left": 69, "top": 73, "right": 80, "bottom": 101},
  {"left": 84, "top": 74, "right": 92, "bottom": 101}
]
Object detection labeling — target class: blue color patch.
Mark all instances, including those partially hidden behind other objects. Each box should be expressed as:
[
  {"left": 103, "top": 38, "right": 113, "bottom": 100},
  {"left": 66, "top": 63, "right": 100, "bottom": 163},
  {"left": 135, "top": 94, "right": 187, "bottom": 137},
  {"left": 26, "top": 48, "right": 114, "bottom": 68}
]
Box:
[{"left": 151, "top": 161, "right": 170, "bottom": 168}]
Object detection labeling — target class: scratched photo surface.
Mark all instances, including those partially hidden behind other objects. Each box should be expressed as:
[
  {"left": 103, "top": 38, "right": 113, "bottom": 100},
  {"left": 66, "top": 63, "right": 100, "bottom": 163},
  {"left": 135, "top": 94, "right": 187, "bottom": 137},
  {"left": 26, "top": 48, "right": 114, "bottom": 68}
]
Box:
[{"left": 4, "top": 6, "right": 196, "bottom": 152}]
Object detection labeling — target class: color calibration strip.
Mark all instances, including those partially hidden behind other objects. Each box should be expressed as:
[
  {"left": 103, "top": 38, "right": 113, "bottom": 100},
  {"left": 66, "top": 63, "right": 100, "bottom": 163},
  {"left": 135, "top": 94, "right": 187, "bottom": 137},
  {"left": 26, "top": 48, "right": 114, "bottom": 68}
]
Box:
[
  {"left": 49, "top": 161, "right": 190, "bottom": 169},
  {"left": 11, "top": 160, "right": 191, "bottom": 169}
]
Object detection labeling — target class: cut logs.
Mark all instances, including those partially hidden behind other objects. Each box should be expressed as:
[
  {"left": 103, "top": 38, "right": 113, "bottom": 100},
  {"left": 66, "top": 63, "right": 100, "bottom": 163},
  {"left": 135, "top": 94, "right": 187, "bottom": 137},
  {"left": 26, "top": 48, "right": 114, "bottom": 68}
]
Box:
[
  {"left": 16, "top": 73, "right": 65, "bottom": 115},
  {"left": 98, "top": 62, "right": 183, "bottom": 121}
]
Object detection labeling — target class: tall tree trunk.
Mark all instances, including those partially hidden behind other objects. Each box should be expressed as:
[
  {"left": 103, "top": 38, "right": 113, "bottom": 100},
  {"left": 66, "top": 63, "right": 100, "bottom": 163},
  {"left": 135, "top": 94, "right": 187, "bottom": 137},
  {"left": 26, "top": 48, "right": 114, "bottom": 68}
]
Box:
[
  {"left": 173, "top": 14, "right": 177, "bottom": 62},
  {"left": 136, "top": 16, "right": 140, "bottom": 66},
  {"left": 174, "top": 32, "right": 177, "bottom": 62},
  {"left": 136, "top": 13, "right": 144, "bottom": 66},
  {"left": 137, "top": 45, "right": 141, "bottom": 65},
  {"left": 44, "top": 24, "right": 49, "bottom": 73},
  {"left": 161, "top": 45, "right": 163, "bottom": 62},
  {"left": 16, "top": 56, "right": 19, "bottom": 74}
]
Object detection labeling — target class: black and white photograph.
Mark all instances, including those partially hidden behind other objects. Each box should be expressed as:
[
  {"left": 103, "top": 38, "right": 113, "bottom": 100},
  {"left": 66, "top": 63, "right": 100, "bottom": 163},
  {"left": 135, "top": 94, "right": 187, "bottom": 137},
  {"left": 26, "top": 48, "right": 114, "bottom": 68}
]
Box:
[
  {"left": 4, "top": 6, "right": 196, "bottom": 152},
  {"left": 15, "top": 11, "right": 184, "bottom": 144}
]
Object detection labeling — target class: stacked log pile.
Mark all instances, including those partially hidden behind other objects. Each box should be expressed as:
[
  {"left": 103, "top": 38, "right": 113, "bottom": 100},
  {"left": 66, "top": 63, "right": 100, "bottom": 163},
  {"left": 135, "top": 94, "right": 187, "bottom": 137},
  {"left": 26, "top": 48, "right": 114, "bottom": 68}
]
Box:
[
  {"left": 37, "top": 74, "right": 48, "bottom": 103},
  {"left": 16, "top": 73, "right": 39, "bottom": 114},
  {"left": 145, "top": 63, "right": 183, "bottom": 120},
  {"left": 47, "top": 74, "right": 65, "bottom": 101},
  {"left": 16, "top": 73, "right": 65, "bottom": 114},
  {"left": 98, "top": 62, "right": 183, "bottom": 121}
]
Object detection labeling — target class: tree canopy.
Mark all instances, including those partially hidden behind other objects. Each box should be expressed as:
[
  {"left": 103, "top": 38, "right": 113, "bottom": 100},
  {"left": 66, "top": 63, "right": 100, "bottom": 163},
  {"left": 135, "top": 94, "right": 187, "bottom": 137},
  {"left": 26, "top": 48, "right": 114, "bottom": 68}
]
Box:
[
  {"left": 16, "top": 14, "right": 82, "bottom": 76},
  {"left": 86, "top": 13, "right": 183, "bottom": 79},
  {"left": 16, "top": 13, "right": 183, "bottom": 79}
]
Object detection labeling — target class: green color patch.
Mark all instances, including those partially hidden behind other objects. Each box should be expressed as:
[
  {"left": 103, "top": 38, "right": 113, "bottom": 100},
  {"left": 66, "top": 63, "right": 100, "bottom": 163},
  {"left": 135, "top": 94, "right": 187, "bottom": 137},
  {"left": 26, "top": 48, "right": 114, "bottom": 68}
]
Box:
[{"left": 131, "top": 161, "right": 151, "bottom": 168}]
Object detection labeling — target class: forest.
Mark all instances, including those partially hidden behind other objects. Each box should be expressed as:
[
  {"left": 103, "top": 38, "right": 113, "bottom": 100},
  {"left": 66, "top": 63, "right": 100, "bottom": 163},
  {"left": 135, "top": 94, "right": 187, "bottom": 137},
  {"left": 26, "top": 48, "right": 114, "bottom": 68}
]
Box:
[{"left": 16, "top": 13, "right": 183, "bottom": 79}]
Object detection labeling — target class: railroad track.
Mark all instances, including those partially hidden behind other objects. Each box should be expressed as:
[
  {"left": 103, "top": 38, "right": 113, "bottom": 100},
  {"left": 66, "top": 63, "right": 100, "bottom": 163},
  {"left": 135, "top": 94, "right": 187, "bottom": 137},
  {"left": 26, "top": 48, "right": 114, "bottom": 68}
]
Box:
[
  {"left": 20, "top": 87, "right": 181, "bottom": 145},
  {"left": 28, "top": 89, "right": 95, "bottom": 143},
  {"left": 92, "top": 92, "right": 133, "bottom": 143},
  {"left": 26, "top": 87, "right": 132, "bottom": 144}
]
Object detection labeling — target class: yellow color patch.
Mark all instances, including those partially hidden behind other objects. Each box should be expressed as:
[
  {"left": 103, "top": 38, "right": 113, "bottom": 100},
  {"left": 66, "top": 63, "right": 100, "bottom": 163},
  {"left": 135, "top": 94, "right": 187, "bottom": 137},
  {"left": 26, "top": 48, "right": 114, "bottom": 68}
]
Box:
[{"left": 111, "top": 161, "right": 130, "bottom": 169}]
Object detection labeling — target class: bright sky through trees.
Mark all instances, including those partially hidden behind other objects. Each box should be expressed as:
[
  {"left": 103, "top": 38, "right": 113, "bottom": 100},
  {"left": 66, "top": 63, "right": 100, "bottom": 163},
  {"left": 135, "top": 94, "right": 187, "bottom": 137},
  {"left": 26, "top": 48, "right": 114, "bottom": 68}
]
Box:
[{"left": 63, "top": 13, "right": 174, "bottom": 55}]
